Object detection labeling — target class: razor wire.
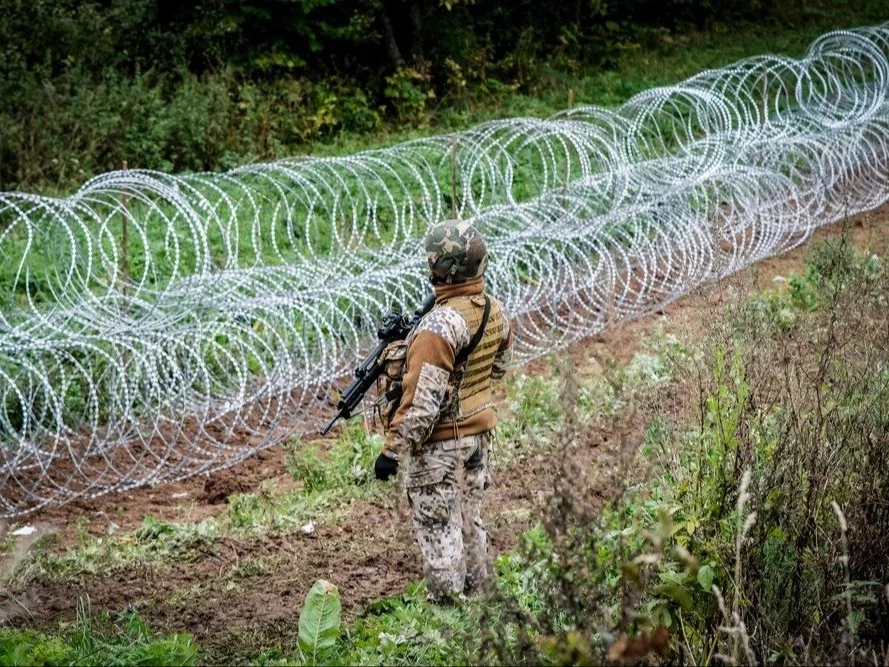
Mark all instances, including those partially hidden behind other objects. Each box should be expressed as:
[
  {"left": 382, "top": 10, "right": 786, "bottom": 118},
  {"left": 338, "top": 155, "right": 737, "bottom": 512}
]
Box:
[{"left": 1, "top": 24, "right": 889, "bottom": 515}]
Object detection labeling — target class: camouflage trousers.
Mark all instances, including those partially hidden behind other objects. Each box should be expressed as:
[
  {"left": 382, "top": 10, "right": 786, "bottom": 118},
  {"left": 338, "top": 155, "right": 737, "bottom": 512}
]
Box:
[{"left": 405, "top": 430, "right": 492, "bottom": 602}]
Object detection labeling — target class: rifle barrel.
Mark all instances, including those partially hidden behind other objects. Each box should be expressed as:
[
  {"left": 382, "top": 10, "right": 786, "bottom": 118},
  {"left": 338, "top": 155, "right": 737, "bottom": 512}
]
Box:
[{"left": 319, "top": 415, "right": 338, "bottom": 436}]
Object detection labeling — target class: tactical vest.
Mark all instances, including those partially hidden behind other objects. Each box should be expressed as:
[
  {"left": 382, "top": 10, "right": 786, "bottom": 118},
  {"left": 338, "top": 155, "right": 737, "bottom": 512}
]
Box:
[{"left": 438, "top": 294, "right": 505, "bottom": 421}]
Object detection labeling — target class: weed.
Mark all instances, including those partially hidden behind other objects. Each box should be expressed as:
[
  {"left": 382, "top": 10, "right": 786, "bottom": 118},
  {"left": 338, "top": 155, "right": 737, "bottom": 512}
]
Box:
[
  {"left": 225, "top": 423, "right": 390, "bottom": 532},
  {"left": 458, "top": 231, "right": 889, "bottom": 665},
  {"left": 286, "top": 423, "right": 380, "bottom": 493},
  {"left": 13, "top": 230, "right": 889, "bottom": 666},
  {"left": 0, "top": 601, "right": 199, "bottom": 666},
  {"left": 19, "top": 516, "right": 217, "bottom": 583},
  {"left": 496, "top": 373, "right": 563, "bottom": 449},
  {"left": 17, "top": 422, "right": 391, "bottom": 587}
]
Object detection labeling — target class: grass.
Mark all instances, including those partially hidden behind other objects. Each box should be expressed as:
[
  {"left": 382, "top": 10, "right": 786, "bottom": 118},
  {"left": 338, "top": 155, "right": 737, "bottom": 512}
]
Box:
[
  {"left": 6, "top": 336, "right": 683, "bottom": 666},
  {"left": 8, "top": 423, "right": 385, "bottom": 584},
  {"left": 496, "top": 329, "right": 684, "bottom": 456},
  {"left": 0, "top": 602, "right": 199, "bottom": 666},
  {"left": 480, "top": 234, "right": 889, "bottom": 665},
  {"left": 234, "top": 233, "right": 889, "bottom": 666},
  {"left": 14, "top": 517, "right": 219, "bottom": 584},
  {"left": 4, "top": 4, "right": 889, "bottom": 658},
  {"left": 243, "top": 538, "right": 552, "bottom": 667},
  {"left": 5, "top": 3, "right": 887, "bottom": 304}
]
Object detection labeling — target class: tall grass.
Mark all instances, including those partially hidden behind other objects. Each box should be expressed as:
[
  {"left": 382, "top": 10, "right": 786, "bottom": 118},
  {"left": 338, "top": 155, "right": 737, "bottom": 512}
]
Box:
[
  {"left": 482, "top": 232, "right": 889, "bottom": 664},
  {"left": 0, "top": 600, "right": 199, "bottom": 666}
]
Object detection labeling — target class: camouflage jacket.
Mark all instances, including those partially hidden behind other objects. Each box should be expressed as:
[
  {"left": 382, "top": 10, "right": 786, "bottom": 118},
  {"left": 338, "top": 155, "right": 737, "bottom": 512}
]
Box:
[{"left": 383, "top": 278, "right": 513, "bottom": 459}]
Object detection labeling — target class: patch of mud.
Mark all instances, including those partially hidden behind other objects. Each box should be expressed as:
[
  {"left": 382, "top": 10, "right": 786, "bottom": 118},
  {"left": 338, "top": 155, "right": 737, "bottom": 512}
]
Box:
[
  {"left": 33, "top": 447, "right": 294, "bottom": 548},
  {"left": 20, "top": 443, "right": 568, "bottom": 658}
]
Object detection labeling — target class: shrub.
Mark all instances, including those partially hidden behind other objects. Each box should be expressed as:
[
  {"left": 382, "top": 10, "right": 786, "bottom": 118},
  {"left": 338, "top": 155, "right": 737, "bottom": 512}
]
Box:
[{"left": 482, "top": 234, "right": 889, "bottom": 665}]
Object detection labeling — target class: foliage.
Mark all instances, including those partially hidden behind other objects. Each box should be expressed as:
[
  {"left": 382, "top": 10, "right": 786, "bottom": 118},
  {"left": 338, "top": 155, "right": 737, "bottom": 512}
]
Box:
[
  {"left": 8, "top": 231, "right": 889, "bottom": 665},
  {"left": 483, "top": 233, "right": 889, "bottom": 664},
  {"left": 496, "top": 373, "right": 564, "bottom": 448},
  {"left": 14, "top": 420, "right": 389, "bottom": 591},
  {"left": 0, "top": 602, "right": 199, "bottom": 666},
  {"left": 327, "top": 582, "right": 479, "bottom": 666},
  {"left": 298, "top": 580, "right": 342, "bottom": 664},
  {"left": 286, "top": 422, "right": 380, "bottom": 493},
  {"left": 2, "top": 0, "right": 887, "bottom": 191},
  {"left": 258, "top": 578, "right": 509, "bottom": 665},
  {"left": 21, "top": 516, "right": 218, "bottom": 582}
]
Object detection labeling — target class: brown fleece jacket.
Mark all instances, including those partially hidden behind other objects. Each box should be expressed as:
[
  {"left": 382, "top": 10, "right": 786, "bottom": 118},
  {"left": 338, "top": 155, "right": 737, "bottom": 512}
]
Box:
[{"left": 383, "top": 278, "right": 513, "bottom": 457}]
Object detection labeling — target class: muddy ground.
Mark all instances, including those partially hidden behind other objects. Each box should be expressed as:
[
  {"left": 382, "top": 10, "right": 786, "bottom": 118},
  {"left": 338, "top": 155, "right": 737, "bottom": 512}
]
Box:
[{"left": 7, "top": 207, "right": 889, "bottom": 658}]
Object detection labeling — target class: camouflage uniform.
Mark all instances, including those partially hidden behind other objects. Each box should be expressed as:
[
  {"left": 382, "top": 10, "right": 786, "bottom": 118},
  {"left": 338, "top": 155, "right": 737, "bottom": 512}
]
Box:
[
  {"left": 406, "top": 431, "right": 493, "bottom": 596},
  {"left": 384, "top": 220, "right": 513, "bottom": 602}
]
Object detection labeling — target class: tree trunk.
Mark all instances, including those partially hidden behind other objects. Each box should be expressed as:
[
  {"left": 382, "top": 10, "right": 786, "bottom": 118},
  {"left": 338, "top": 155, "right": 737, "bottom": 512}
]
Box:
[
  {"left": 408, "top": 0, "right": 425, "bottom": 73},
  {"left": 380, "top": 6, "right": 405, "bottom": 69}
]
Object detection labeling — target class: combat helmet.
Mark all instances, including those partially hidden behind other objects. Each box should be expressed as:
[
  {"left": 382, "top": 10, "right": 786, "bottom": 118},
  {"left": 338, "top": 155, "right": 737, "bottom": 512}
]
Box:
[{"left": 425, "top": 220, "right": 488, "bottom": 284}]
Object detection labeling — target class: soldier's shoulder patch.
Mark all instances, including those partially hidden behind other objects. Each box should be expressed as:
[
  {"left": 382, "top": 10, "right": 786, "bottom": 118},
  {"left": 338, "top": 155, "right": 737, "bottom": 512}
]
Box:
[{"left": 417, "top": 306, "right": 470, "bottom": 349}]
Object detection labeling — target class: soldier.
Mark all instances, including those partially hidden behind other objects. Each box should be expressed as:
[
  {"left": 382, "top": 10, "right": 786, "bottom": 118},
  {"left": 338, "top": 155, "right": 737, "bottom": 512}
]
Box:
[{"left": 374, "top": 219, "right": 513, "bottom": 603}]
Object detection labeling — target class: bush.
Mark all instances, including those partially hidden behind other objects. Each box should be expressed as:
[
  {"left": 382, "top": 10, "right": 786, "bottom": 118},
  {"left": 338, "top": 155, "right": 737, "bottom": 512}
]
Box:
[
  {"left": 0, "top": 66, "right": 386, "bottom": 191},
  {"left": 9, "top": 0, "right": 880, "bottom": 191},
  {"left": 482, "top": 235, "right": 889, "bottom": 665},
  {"left": 286, "top": 422, "right": 380, "bottom": 493}
]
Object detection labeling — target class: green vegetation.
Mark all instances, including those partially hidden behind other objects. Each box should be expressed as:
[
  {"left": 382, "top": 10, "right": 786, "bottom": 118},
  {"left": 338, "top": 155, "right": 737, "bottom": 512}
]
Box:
[
  {"left": 297, "top": 580, "right": 342, "bottom": 665},
  {"left": 4, "top": 2, "right": 889, "bottom": 663},
  {"left": 2, "top": 0, "right": 884, "bottom": 448},
  {"left": 248, "top": 233, "right": 889, "bottom": 665},
  {"left": 0, "top": 602, "right": 198, "bottom": 666},
  {"left": 16, "top": 425, "right": 388, "bottom": 582},
  {"left": 250, "top": 545, "right": 551, "bottom": 666},
  {"left": 7, "top": 231, "right": 889, "bottom": 666},
  {"left": 285, "top": 423, "right": 380, "bottom": 495},
  {"left": 484, "top": 235, "right": 889, "bottom": 664},
  {"left": 2, "top": 0, "right": 886, "bottom": 193},
  {"left": 17, "top": 517, "right": 219, "bottom": 582}
]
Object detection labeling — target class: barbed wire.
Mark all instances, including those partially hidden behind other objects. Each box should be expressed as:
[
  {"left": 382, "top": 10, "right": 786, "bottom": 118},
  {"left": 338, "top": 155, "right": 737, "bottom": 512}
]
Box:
[{"left": 1, "top": 24, "right": 888, "bottom": 515}]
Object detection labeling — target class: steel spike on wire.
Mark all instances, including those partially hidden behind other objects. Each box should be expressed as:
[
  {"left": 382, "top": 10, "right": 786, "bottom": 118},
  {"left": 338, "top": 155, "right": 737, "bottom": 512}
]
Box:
[{"left": 1, "top": 24, "right": 889, "bottom": 515}]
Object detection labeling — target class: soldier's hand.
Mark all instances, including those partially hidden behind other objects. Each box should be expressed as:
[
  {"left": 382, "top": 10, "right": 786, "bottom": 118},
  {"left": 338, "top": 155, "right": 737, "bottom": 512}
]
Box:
[{"left": 374, "top": 452, "right": 399, "bottom": 481}]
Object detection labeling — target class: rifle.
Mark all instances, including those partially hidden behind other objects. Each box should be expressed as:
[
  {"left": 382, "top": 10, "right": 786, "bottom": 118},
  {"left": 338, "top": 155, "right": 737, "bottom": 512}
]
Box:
[{"left": 319, "top": 291, "right": 436, "bottom": 435}]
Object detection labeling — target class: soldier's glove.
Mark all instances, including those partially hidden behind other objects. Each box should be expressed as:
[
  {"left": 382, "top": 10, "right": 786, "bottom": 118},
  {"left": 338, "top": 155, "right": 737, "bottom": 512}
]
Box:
[{"left": 374, "top": 452, "right": 399, "bottom": 481}]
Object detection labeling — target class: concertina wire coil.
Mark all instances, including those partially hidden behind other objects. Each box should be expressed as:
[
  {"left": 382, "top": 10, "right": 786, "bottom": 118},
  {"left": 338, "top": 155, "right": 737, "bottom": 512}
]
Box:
[{"left": 1, "top": 24, "right": 888, "bottom": 515}]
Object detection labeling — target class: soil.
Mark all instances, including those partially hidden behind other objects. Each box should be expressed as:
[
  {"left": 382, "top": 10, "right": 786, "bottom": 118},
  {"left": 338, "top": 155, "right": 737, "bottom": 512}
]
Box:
[{"left": 6, "top": 206, "right": 888, "bottom": 659}]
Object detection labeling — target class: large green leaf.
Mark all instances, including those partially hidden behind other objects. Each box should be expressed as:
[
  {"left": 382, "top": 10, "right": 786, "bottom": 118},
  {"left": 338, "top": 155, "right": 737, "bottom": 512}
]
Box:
[
  {"left": 298, "top": 579, "right": 342, "bottom": 663},
  {"left": 697, "top": 564, "right": 715, "bottom": 592},
  {"left": 656, "top": 583, "right": 693, "bottom": 610}
]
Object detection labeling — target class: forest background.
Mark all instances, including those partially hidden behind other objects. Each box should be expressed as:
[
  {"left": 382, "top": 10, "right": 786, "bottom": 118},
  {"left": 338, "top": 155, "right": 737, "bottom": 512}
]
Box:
[{"left": 2, "top": 0, "right": 886, "bottom": 194}]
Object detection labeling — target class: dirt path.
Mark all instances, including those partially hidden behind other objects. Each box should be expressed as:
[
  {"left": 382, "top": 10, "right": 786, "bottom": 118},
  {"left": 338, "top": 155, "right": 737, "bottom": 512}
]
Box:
[
  {"left": 23, "top": 455, "right": 553, "bottom": 657},
  {"left": 10, "top": 206, "right": 889, "bottom": 657}
]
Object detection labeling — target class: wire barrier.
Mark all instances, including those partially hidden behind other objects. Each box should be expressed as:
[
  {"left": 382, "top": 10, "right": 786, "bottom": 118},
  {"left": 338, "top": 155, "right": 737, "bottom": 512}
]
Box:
[{"left": 1, "top": 24, "right": 888, "bottom": 515}]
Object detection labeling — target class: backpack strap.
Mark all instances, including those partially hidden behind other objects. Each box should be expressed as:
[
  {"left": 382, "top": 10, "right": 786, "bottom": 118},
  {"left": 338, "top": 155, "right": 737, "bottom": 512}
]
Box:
[{"left": 454, "top": 296, "right": 491, "bottom": 368}]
